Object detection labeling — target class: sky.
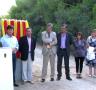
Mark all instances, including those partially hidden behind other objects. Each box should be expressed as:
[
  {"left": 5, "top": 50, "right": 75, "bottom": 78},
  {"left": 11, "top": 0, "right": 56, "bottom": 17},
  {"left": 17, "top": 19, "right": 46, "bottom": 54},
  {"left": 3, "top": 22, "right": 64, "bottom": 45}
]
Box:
[{"left": 0, "top": 0, "right": 16, "bottom": 16}]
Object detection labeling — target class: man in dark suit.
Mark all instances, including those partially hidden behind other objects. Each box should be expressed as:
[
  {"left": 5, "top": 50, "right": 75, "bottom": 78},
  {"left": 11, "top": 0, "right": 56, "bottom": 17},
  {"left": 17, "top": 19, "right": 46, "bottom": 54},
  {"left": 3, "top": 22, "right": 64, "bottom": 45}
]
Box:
[
  {"left": 57, "top": 24, "right": 73, "bottom": 81},
  {"left": 19, "top": 28, "right": 36, "bottom": 84}
]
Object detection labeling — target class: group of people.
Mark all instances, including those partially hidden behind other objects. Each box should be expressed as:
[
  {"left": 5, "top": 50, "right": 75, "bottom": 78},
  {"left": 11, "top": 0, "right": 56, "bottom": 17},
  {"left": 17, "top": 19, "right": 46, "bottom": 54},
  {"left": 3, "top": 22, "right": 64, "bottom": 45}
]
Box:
[
  {"left": 0, "top": 23, "right": 96, "bottom": 87},
  {"left": 0, "top": 26, "right": 36, "bottom": 87}
]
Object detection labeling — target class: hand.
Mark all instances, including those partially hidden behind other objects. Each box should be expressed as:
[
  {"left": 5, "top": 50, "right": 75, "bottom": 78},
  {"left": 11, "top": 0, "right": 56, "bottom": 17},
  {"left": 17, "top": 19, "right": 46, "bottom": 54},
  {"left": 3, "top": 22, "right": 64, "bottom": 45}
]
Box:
[
  {"left": 12, "top": 48, "right": 17, "bottom": 53},
  {"left": 46, "top": 43, "right": 51, "bottom": 48}
]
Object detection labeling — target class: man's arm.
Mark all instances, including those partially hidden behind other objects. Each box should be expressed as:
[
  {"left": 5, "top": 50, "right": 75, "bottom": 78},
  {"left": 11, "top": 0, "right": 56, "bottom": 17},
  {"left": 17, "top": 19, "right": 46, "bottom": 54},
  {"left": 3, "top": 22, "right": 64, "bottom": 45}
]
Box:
[{"left": 50, "top": 32, "right": 57, "bottom": 46}]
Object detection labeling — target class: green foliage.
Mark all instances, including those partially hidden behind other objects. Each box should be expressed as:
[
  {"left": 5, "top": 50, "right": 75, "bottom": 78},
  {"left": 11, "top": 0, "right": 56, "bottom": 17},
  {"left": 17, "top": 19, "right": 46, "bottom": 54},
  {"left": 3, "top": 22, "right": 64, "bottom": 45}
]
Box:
[
  {"left": 93, "top": 4, "right": 96, "bottom": 19},
  {"left": 8, "top": 0, "right": 96, "bottom": 40}
]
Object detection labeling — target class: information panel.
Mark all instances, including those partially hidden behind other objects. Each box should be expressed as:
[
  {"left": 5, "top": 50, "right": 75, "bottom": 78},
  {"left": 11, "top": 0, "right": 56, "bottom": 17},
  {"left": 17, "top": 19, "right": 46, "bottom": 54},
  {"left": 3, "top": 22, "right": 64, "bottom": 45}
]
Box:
[{"left": 0, "top": 48, "right": 13, "bottom": 90}]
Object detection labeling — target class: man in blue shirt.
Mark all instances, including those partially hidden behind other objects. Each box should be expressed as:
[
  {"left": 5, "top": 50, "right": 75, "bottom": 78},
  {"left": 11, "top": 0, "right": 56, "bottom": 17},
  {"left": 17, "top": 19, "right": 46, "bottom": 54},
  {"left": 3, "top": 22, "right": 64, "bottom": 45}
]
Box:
[
  {"left": 0, "top": 25, "right": 19, "bottom": 87},
  {"left": 57, "top": 24, "right": 73, "bottom": 81}
]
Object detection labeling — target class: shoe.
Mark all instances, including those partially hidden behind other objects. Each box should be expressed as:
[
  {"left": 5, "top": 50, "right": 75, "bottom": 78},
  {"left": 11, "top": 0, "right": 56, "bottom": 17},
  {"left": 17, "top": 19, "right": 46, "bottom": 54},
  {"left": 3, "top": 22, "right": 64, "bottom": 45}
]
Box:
[
  {"left": 41, "top": 79, "right": 45, "bottom": 82},
  {"left": 66, "top": 77, "right": 72, "bottom": 81},
  {"left": 50, "top": 78, "right": 54, "bottom": 81},
  {"left": 27, "top": 81, "right": 34, "bottom": 84},
  {"left": 14, "top": 83, "right": 19, "bottom": 87},
  {"left": 56, "top": 77, "right": 61, "bottom": 81}
]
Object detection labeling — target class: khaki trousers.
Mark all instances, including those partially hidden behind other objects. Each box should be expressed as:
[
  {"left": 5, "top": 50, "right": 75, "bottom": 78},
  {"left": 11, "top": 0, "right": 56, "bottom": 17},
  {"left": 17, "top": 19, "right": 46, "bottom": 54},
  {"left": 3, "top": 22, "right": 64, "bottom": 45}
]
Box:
[
  {"left": 41, "top": 50, "right": 55, "bottom": 79},
  {"left": 22, "top": 53, "right": 33, "bottom": 81}
]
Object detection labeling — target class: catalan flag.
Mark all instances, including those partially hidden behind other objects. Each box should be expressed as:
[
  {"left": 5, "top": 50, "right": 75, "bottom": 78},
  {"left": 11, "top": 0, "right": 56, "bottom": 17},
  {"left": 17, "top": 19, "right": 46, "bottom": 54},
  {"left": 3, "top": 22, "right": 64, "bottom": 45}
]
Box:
[
  {"left": 1, "top": 19, "right": 29, "bottom": 40},
  {"left": 1, "top": 19, "right": 29, "bottom": 58}
]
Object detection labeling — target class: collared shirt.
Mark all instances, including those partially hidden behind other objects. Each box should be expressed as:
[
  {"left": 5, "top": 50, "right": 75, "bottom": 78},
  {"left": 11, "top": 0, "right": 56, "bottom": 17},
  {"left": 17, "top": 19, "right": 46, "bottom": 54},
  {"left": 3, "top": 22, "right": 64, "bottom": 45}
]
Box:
[
  {"left": 0, "top": 34, "right": 19, "bottom": 50},
  {"left": 61, "top": 33, "right": 66, "bottom": 48},
  {"left": 27, "top": 37, "right": 31, "bottom": 52}
]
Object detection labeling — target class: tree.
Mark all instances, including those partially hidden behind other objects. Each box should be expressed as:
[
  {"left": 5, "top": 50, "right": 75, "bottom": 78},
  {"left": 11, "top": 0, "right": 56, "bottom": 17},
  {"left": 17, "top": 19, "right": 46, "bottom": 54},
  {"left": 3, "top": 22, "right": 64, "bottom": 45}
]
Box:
[{"left": 8, "top": 0, "right": 96, "bottom": 40}]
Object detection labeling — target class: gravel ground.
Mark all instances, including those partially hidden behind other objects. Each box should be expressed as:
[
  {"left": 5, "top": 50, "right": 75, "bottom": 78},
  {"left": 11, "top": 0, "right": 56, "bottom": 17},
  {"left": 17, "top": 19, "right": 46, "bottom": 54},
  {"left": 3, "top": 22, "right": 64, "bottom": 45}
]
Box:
[{"left": 14, "top": 46, "right": 96, "bottom": 90}]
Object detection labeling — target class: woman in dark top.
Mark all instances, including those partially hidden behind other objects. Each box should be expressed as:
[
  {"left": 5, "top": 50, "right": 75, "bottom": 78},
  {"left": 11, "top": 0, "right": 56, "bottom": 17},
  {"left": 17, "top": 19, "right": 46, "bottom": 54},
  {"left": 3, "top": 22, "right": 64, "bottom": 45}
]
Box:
[{"left": 73, "top": 32, "right": 86, "bottom": 78}]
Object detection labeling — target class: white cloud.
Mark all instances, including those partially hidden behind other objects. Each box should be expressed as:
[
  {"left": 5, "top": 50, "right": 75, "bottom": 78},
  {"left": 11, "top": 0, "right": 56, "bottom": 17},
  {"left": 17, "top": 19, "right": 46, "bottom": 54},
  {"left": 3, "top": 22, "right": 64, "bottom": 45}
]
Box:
[{"left": 0, "top": 0, "right": 16, "bottom": 16}]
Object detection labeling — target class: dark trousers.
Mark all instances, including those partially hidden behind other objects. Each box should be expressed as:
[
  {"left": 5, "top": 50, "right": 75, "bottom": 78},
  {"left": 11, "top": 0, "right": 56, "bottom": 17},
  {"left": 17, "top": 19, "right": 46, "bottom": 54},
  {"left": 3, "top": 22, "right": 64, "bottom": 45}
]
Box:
[
  {"left": 57, "top": 49, "right": 70, "bottom": 78},
  {"left": 12, "top": 54, "right": 16, "bottom": 84},
  {"left": 75, "top": 57, "right": 84, "bottom": 73}
]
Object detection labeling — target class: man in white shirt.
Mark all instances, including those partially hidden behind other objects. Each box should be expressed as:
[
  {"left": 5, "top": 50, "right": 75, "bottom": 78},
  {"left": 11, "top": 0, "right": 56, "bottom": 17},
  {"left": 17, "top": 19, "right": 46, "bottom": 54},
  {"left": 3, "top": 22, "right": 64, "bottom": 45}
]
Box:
[
  {"left": 19, "top": 28, "right": 36, "bottom": 84},
  {"left": 0, "top": 25, "right": 19, "bottom": 87}
]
